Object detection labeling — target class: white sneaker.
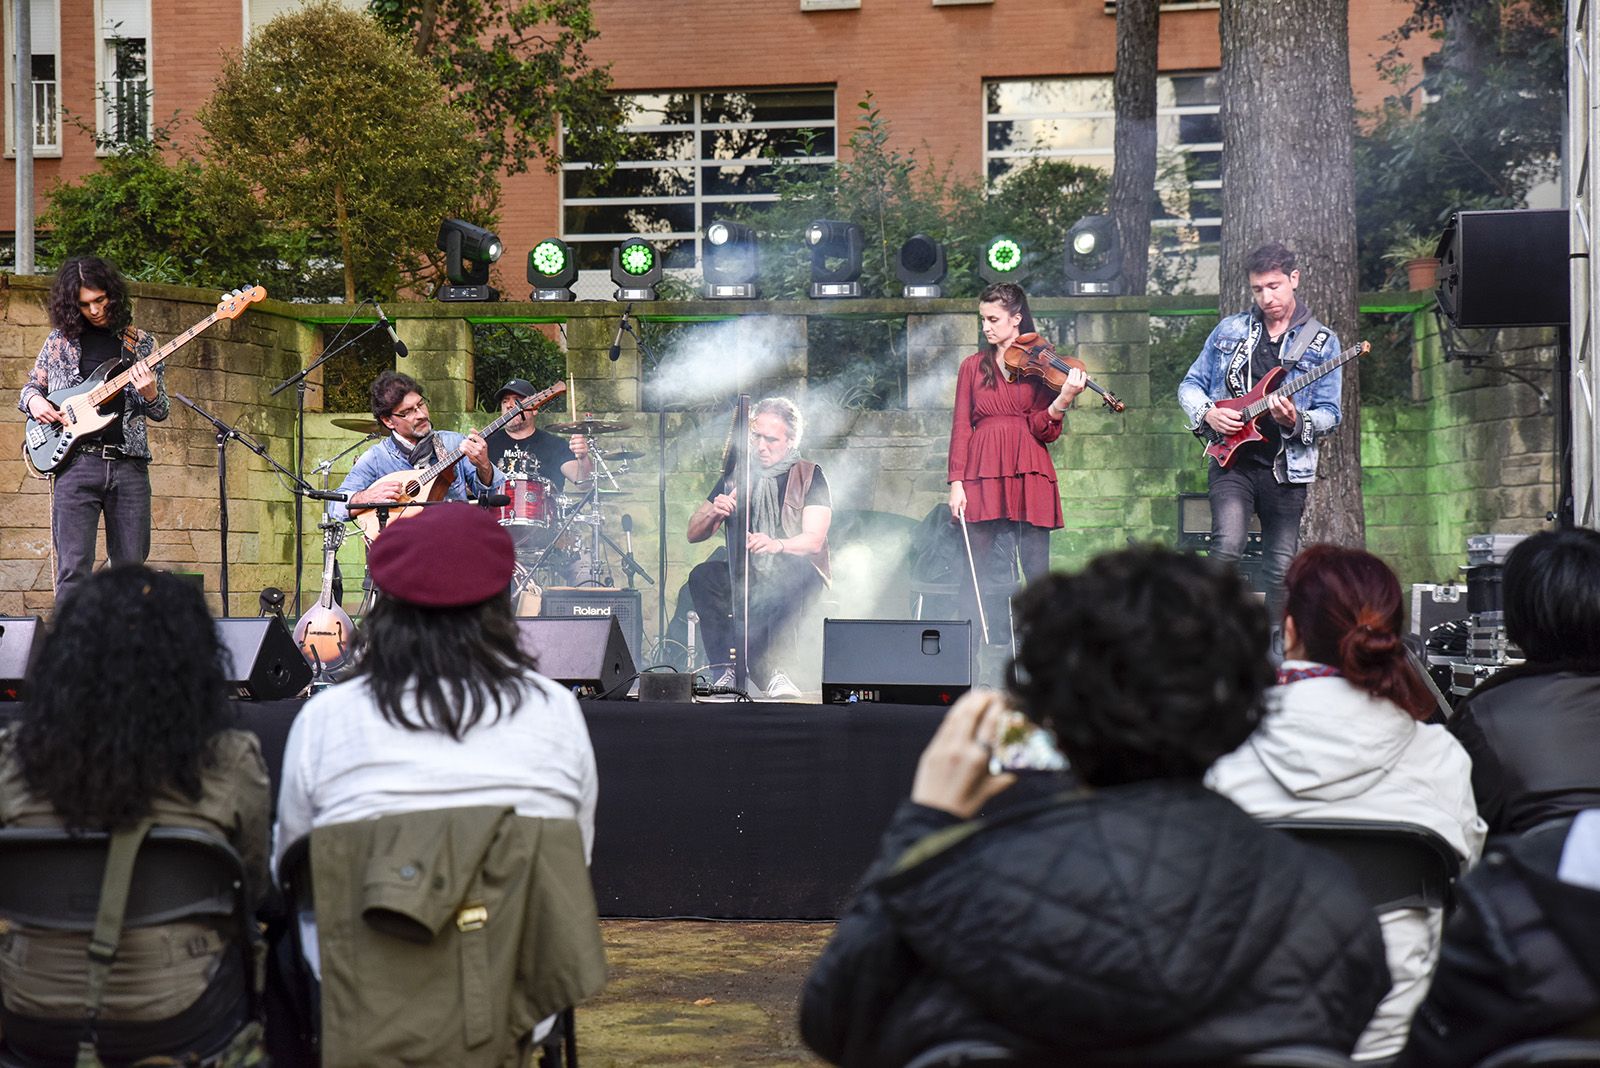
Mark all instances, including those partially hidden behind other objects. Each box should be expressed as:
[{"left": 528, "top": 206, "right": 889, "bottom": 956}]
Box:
[
  {"left": 710, "top": 667, "right": 738, "bottom": 690},
  {"left": 764, "top": 672, "right": 801, "bottom": 700}
]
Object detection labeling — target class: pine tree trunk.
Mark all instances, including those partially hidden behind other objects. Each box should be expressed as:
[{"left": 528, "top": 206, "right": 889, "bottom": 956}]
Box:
[
  {"left": 1219, "top": 0, "right": 1364, "bottom": 547},
  {"left": 1110, "top": 0, "right": 1160, "bottom": 294}
]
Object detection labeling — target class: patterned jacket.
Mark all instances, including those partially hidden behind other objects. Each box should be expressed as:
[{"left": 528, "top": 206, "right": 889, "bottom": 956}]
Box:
[{"left": 17, "top": 328, "right": 169, "bottom": 461}]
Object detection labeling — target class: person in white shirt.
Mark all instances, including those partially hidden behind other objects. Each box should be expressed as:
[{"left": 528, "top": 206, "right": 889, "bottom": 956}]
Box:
[
  {"left": 273, "top": 502, "right": 598, "bottom": 1044},
  {"left": 1210, "top": 544, "right": 1485, "bottom": 1062}
]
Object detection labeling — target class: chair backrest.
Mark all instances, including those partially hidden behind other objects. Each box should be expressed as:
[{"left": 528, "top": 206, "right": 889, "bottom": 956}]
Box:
[
  {"left": 1262, "top": 819, "right": 1461, "bottom": 913},
  {"left": 902, "top": 1039, "right": 1020, "bottom": 1068},
  {"left": 1473, "top": 1036, "right": 1600, "bottom": 1067},
  {"left": 0, "top": 826, "right": 246, "bottom": 931}
]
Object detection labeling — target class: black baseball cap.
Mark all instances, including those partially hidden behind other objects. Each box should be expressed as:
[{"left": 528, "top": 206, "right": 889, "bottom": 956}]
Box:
[{"left": 496, "top": 379, "right": 537, "bottom": 404}]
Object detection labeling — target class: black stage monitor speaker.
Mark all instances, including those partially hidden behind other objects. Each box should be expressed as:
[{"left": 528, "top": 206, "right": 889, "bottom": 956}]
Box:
[
  {"left": 535, "top": 587, "right": 643, "bottom": 666},
  {"left": 1436, "top": 209, "right": 1569, "bottom": 328},
  {"left": 516, "top": 617, "right": 635, "bottom": 699},
  {"left": 0, "top": 617, "right": 44, "bottom": 701},
  {"left": 216, "top": 618, "right": 313, "bottom": 700},
  {"left": 822, "top": 619, "right": 971, "bottom": 705}
]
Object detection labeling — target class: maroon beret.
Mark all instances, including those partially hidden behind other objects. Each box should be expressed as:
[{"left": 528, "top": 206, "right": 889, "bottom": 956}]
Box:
[{"left": 367, "top": 502, "right": 514, "bottom": 607}]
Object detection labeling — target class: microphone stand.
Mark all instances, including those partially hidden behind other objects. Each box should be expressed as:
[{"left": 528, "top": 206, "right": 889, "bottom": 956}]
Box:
[
  {"left": 601, "top": 526, "right": 654, "bottom": 589},
  {"left": 172, "top": 393, "right": 351, "bottom": 616},
  {"left": 269, "top": 301, "right": 389, "bottom": 616}
]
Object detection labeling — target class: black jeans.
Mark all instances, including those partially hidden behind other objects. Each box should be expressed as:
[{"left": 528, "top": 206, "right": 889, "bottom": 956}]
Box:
[
  {"left": 687, "top": 554, "right": 824, "bottom": 683},
  {"left": 50, "top": 452, "right": 152, "bottom": 609},
  {"left": 956, "top": 520, "right": 1051, "bottom": 648},
  {"left": 1207, "top": 462, "right": 1305, "bottom": 619}
]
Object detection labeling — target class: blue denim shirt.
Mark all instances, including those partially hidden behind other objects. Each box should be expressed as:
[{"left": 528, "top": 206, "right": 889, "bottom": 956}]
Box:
[
  {"left": 1177, "top": 307, "right": 1343, "bottom": 485},
  {"left": 327, "top": 431, "right": 505, "bottom": 522}
]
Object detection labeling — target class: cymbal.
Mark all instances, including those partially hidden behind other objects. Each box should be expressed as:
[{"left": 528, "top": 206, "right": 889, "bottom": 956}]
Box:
[
  {"left": 545, "top": 419, "right": 631, "bottom": 435},
  {"left": 330, "top": 417, "right": 384, "bottom": 435},
  {"left": 602, "top": 450, "right": 645, "bottom": 461}
]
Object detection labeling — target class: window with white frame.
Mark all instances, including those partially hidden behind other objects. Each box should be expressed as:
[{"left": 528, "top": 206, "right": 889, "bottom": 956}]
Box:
[
  {"left": 5, "top": 0, "right": 60, "bottom": 154},
  {"left": 98, "top": 0, "right": 150, "bottom": 146},
  {"left": 561, "top": 88, "right": 837, "bottom": 271},
  {"left": 984, "top": 73, "right": 1222, "bottom": 245}
]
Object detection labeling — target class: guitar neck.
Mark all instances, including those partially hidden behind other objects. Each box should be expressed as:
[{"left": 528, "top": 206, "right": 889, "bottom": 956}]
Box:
[
  {"left": 88, "top": 313, "right": 221, "bottom": 406},
  {"left": 416, "top": 384, "right": 565, "bottom": 483},
  {"left": 1245, "top": 342, "right": 1364, "bottom": 419}
]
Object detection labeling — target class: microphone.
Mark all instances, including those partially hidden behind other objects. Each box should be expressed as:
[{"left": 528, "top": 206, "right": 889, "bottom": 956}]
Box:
[
  {"left": 476, "top": 492, "right": 511, "bottom": 508},
  {"left": 374, "top": 302, "right": 409, "bottom": 358},
  {"left": 622, "top": 513, "right": 634, "bottom": 554},
  {"left": 686, "top": 610, "right": 698, "bottom": 670},
  {"left": 608, "top": 303, "right": 633, "bottom": 362}
]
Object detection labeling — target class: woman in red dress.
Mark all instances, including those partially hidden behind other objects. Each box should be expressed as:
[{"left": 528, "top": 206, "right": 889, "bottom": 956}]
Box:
[{"left": 948, "top": 282, "right": 1084, "bottom": 643}]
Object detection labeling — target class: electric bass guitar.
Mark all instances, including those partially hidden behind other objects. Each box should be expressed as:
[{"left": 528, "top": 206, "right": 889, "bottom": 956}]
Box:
[
  {"left": 1200, "top": 340, "right": 1370, "bottom": 468},
  {"left": 349, "top": 381, "right": 567, "bottom": 543},
  {"left": 293, "top": 522, "right": 354, "bottom": 674},
  {"left": 22, "top": 286, "right": 267, "bottom": 477}
]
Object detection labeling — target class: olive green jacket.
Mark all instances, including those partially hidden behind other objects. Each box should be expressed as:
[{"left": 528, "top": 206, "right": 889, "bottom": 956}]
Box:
[{"left": 311, "top": 807, "right": 607, "bottom": 1068}]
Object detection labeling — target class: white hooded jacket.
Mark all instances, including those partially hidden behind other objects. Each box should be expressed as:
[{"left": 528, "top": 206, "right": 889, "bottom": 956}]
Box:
[{"left": 1208, "top": 665, "right": 1487, "bottom": 1061}]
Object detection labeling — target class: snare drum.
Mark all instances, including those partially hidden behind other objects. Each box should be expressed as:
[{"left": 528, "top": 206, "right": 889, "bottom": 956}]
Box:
[{"left": 499, "top": 476, "right": 556, "bottom": 527}]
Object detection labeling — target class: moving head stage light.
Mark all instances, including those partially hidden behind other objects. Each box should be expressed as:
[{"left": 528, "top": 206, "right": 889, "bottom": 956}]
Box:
[
  {"left": 437, "top": 219, "right": 503, "bottom": 302},
  {"left": 979, "top": 234, "right": 1030, "bottom": 285},
  {"left": 611, "top": 237, "right": 662, "bottom": 301},
  {"left": 1064, "top": 215, "right": 1121, "bottom": 296},
  {"left": 805, "top": 220, "right": 864, "bottom": 298},
  {"left": 704, "top": 221, "right": 758, "bottom": 299},
  {"left": 528, "top": 238, "right": 578, "bottom": 302},
  {"left": 896, "top": 233, "right": 947, "bottom": 298}
]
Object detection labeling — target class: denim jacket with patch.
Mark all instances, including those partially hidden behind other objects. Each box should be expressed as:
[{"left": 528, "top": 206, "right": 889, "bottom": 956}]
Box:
[{"left": 1176, "top": 305, "right": 1342, "bottom": 485}]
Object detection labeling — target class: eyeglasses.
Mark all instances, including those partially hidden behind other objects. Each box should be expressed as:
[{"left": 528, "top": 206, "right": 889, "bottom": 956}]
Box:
[{"left": 390, "top": 399, "right": 429, "bottom": 420}]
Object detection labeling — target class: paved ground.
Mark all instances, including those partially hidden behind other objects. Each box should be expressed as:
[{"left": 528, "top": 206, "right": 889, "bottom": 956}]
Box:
[{"left": 580, "top": 920, "right": 836, "bottom": 1066}]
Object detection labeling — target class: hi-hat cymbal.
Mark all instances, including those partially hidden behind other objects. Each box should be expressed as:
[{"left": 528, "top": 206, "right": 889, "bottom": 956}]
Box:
[
  {"left": 545, "top": 419, "right": 631, "bottom": 435},
  {"left": 602, "top": 450, "right": 645, "bottom": 461},
  {"left": 330, "top": 417, "right": 384, "bottom": 435}
]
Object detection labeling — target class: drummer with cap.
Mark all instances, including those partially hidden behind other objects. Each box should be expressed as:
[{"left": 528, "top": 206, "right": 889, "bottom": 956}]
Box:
[{"left": 484, "top": 378, "right": 594, "bottom": 491}]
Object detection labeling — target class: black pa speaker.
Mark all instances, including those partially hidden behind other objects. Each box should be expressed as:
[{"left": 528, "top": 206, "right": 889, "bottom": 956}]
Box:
[
  {"left": 0, "top": 617, "right": 45, "bottom": 701},
  {"left": 215, "top": 618, "right": 313, "bottom": 700},
  {"left": 535, "top": 587, "right": 644, "bottom": 666},
  {"left": 516, "top": 617, "right": 635, "bottom": 699},
  {"left": 1435, "top": 209, "right": 1569, "bottom": 328},
  {"left": 822, "top": 619, "right": 972, "bottom": 705}
]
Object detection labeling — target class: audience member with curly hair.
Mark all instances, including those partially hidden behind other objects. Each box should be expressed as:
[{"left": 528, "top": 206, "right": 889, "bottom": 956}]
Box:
[
  {"left": 800, "top": 547, "right": 1390, "bottom": 1067},
  {"left": 1446, "top": 527, "right": 1600, "bottom": 834},
  {"left": 0, "top": 566, "right": 270, "bottom": 1062},
  {"left": 1209, "top": 544, "right": 1486, "bottom": 1061}
]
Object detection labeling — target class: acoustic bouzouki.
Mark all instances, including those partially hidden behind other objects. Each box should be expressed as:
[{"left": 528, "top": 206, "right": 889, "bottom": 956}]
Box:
[
  {"left": 22, "top": 286, "right": 267, "bottom": 477},
  {"left": 349, "top": 381, "right": 567, "bottom": 543},
  {"left": 1201, "top": 340, "right": 1370, "bottom": 468}
]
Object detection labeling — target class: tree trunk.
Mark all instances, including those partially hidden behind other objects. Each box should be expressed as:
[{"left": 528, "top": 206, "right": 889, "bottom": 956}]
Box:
[
  {"left": 1219, "top": 0, "right": 1364, "bottom": 547},
  {"left": 1110, "top": 0, "right": 1159, "bottom": 294},
  {"left": 334, "top": 182, "right": 357, "bottom": 306}
]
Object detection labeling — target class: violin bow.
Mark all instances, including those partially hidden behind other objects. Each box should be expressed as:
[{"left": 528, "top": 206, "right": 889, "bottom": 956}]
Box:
[{"left": 957, "top": 514, "right": 991, "bottom": 645}]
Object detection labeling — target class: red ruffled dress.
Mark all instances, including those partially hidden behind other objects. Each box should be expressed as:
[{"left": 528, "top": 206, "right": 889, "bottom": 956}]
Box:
[{"left": 946, "top": 351, "right": 1064, "bottom": 529}]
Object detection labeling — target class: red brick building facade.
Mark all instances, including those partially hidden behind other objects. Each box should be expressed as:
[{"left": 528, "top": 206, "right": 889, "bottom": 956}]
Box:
[{"left": 1, "top": 0, "right": 1426, "bottom": 282}]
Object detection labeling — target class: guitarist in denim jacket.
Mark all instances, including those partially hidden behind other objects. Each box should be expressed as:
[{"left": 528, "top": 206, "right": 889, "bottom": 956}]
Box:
[{"left": 1177, "top": 242, "right": 1343, "bottom": 618}]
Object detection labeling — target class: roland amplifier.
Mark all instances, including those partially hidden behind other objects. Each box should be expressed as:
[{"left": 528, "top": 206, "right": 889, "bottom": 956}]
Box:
[{"left": 536, "top": 587, "right": 643, "bottom": 665}]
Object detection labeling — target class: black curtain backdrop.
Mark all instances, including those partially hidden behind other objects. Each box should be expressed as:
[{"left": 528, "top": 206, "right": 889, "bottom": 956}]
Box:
[{"left": 0, "top": 700, "right": 945, "bottom": 919}]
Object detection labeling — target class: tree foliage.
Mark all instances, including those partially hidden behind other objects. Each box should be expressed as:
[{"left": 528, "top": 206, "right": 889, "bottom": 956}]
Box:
[
  {"left": 39, "top": 128, "right": 342, "bottom": 297},
  {"left": 199, "top": 1, "right": 481, "bottom": 303},
  {"left": 368, "top": 0, "right": 628, "bottom": 178},
  {"left": 1355, "top": 0, "right": 1564, "bottom": 289}
]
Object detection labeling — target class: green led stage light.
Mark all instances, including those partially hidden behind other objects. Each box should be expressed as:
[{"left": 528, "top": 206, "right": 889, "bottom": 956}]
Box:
[
  {"left": 528, "top": 237, "right": 578, "bottom": 302},
  {"left": 611, "top": 237, "right": 662, "bottom": 300}
]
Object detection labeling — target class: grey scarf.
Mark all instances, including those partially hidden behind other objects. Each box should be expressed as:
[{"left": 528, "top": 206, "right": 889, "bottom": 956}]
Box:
[{"left": 748, "top": 451, "right": 800, "bottom": 574}]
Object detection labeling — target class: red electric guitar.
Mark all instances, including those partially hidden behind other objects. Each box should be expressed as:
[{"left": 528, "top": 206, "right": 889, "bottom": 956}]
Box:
[{"left": 1201, "top": 340, "right": 1370, "bottom": 468}]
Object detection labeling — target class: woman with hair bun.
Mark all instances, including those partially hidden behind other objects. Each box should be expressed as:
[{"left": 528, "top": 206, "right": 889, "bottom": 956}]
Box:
[
  {"left": 1210, "top": 543, "right": 1486, "bottom": 1063},
  {"left": 946, "top": 282, "right": 1084, "bottom": 658}
]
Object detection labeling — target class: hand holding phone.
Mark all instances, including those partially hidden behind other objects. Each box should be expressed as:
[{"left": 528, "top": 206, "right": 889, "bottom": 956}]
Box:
[{"left": 987, "top": 709, "right": 1068, "bottom": 775}]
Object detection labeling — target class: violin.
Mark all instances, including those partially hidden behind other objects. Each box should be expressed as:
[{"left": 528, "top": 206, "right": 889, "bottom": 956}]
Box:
[{"left": 1003, "top": 332, "right": 1126, "bottom": 413}]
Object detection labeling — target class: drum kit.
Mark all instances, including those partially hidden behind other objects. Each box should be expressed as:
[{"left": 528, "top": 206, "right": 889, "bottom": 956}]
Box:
[{"left": 319, "top": 414, "right": 642, "bottom": 607}]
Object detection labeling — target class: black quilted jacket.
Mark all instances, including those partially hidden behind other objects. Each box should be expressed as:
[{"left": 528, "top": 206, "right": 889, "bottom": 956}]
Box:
[{"left": 800, "top": 779, "right": 1390, "bottom": 1067}]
